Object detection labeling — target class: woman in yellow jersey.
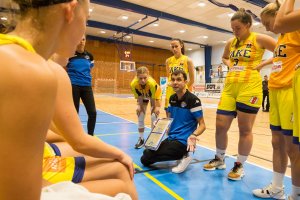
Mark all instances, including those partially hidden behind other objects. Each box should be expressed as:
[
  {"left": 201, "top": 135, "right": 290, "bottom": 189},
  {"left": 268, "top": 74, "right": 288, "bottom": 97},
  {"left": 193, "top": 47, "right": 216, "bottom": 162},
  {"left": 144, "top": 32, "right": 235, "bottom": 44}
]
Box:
[
  {"left": 0, "top": 0, "right": 88, "bottom": 199},
  {"left": 203, "top": 8, "right": 276, "bottom": 181},
  {"left": 253, "top": 1, "right": 300, "bottom": 199},
  {"left": 130, "top": 66, "right": 162, "bottom": 149},
  {"left": 165, "top": 38, "right": 195, "bottom": 111},
  {"left": 273, "top": 1, "right": 300, "bottom": 199}
]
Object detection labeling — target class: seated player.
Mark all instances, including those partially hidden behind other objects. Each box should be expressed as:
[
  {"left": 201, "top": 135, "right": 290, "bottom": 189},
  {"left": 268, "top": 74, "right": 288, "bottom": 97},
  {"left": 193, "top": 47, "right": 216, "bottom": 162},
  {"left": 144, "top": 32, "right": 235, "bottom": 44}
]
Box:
[{"left": 140, "top": 70, "right": 206, "bottom": 173}]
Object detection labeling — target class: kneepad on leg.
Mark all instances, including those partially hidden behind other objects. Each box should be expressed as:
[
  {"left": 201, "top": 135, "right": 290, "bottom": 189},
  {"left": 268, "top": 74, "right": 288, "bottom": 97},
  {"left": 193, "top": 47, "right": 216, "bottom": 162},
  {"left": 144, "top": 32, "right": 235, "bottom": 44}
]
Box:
[{"left": 138, "top": 112, "right": 145, "bottom": 129}]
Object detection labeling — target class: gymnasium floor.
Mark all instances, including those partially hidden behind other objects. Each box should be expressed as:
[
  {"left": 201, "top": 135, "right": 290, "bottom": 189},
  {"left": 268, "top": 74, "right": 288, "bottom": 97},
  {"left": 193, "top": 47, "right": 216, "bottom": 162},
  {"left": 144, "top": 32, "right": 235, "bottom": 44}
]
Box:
[{"left": 79, "top": 94, "right": 291, "bottom": 200}]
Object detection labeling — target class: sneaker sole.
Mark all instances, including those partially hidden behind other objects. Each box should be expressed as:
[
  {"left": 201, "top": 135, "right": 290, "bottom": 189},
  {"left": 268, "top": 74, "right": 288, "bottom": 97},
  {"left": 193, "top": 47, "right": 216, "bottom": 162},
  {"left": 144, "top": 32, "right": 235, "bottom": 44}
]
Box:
[
  {"left": 227, "top": 173, "right": 245, "bottom": 181},
  {"left": 203, "top": 164, "right": 226, "bottom": 171},
  {"left": 252, "top": 194, "right": 286, "bottom": 200},
  {"left": 134, "top": 145, "right": 144, "bottom": 149}
]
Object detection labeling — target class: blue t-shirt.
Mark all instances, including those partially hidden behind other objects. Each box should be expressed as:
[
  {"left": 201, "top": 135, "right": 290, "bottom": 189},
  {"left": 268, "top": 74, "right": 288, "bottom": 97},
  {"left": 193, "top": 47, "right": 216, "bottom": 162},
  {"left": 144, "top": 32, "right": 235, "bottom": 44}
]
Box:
[
  {"left": 166, "top": 90, "right": 203, "bottom": 145},
  {"left": 67, "top": 51, "right": 94, "bottom": 86}
]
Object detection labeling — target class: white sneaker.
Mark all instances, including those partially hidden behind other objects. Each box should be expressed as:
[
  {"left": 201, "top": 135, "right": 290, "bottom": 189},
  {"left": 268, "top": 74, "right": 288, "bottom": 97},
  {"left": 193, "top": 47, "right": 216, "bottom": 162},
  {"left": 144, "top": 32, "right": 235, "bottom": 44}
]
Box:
[
  {"left": 171, "top": 156, "right": 192, "bottom": 173},
  {"left": 252, "top": 183, "right": 286, "bottom": 199}
]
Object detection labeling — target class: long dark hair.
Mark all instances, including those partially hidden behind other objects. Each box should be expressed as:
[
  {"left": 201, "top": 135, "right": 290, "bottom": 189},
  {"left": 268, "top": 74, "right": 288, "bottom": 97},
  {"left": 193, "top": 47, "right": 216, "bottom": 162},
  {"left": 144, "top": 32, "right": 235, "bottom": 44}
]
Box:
[{"left": 171, "top": 38, "right": 185, "bottom": 55}]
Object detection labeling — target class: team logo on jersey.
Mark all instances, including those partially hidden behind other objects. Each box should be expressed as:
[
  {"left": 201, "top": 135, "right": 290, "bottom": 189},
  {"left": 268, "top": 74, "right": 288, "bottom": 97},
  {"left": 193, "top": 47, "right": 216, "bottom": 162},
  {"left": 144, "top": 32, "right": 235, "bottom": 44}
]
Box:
[
  {"left": 249, "top": 96, "right": 258, "bottom": 104},
  {"left": 181, "top": 101, "right": 187, "bottom": 107},
  {"left": 246, "top": 43, "right": 252, "bottom": 48},
  {"left": 43, "top": 157, "right": 66, "bottom": 172},
  {"left": 84, "top": 55, "right": 90, "bottom": 60}
]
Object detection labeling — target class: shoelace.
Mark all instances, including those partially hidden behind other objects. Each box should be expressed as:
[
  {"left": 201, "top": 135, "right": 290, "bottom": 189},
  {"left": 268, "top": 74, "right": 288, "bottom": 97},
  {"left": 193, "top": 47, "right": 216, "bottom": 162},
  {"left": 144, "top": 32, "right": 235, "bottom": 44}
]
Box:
[
  {"left": 232, "top": 162, "right": 241, "bottom": 173},
  {"left": 209, "top": 156, "right": 220, "bottom": 164},
  {"left": 232, "top": 162, "right": 242, "bottom": 173}
]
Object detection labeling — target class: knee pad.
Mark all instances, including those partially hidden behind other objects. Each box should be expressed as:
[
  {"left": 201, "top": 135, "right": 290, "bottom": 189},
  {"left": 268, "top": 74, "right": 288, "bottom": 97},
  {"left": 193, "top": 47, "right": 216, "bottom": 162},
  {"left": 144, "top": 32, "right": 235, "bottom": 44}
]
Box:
[
  {"left": 138, "top": 112, "right": 145, "bottom": 129},
  {"left": 151, "top": 112, "right": 157, "bottom": 129}
]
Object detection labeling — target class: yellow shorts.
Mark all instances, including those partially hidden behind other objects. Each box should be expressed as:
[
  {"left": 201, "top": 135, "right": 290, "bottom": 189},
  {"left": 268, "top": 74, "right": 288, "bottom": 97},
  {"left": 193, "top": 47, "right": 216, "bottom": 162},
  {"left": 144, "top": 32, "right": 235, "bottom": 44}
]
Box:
[
  {"left": 44, "top": 142, "right": 61, "bottom": 157},
  {"left": 269, "top": 88, "right": 293, "bottom": 135},
  {"left": 165, "top": 86, "right": 175, "bottom": 109},
  {"left": 43, "top": 156, "right": 85, "bottom": 184},
  {"left": 293, "top": 69, "right": 300, "bottom": 144},
  {"left": 217, "top": 81, "right": 262, "bottom": 116}
]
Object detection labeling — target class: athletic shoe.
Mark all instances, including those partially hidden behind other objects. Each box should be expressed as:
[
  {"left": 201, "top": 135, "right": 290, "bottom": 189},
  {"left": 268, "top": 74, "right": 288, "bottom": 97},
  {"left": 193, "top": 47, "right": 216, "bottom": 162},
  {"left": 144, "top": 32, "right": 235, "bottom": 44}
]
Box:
[
  {"left": 203, "top": 155, "right": 226, "bottom": 171},
  {"left": 134, "top": 138, "right": 144, "bottom": 149},
  {"left": 228, "top": 162, "right": 245, "bottom": 180},
  {"left": 252, "top": 183, "right": 286, "bottom": 199},
  {"left": 172, "top": 156, "right": 192, "bottom": 173}
]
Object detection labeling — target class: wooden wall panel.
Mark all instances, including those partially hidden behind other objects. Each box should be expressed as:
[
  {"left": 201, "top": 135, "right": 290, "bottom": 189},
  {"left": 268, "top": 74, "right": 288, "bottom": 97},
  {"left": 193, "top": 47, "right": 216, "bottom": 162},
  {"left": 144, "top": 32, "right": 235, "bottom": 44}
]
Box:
[{"left": 86, "top": 39, "right": 172, "bottom": 93}]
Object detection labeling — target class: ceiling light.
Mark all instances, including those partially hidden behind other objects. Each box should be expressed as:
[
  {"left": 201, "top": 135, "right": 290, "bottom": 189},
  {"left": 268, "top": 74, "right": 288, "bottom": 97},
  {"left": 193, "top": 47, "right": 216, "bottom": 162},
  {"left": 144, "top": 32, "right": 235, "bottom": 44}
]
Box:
[
  {"left": 121, "top": 15, "right": 129, "bottom": 20},
  {"left": 125, "top": 35, "right": 131, "bottom": 39},
  {"left": 179, "top": 30, "right": 185, "bottom": 33},
  {"left": 99, "top": 30, "right": 106, "bottom": 34},
  {"left": 221, "top": 41, "right": 227, "bottom": 43},
  {"left": 153, "top": 23, "right": 159, "bottom": 27},
  {"left": 187, "top": 48, "right": 193, "bottom": 51},
  {"left": 89, "top": 8, "right": 93, "bottom": 13},
  {"left": 149, "top": 40, "right": 154, "bottom": 43},
  {"left": 227, "top": 13, "right": 234, "bottom": 17},
  {"left": 1, "top": 17, "right": 7, "bottom": 21},
  {"left": 198, "top": 2, "right": 206, "bottom": 7}
]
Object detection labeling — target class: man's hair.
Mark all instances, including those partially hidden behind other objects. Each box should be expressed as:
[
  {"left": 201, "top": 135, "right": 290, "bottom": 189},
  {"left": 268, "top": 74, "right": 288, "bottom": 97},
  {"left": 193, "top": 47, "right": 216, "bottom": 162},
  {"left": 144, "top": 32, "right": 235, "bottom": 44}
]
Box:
[{"left": 171, "top": 70, "right": 187, "bottom": 80}]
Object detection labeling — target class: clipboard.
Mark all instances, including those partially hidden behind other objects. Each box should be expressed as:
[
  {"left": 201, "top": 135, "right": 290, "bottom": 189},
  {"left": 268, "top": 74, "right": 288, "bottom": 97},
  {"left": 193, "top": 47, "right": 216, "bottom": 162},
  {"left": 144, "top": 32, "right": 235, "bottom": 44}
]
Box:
[{"left": 144, "top": 118, "right": 173, "bottom": 151}]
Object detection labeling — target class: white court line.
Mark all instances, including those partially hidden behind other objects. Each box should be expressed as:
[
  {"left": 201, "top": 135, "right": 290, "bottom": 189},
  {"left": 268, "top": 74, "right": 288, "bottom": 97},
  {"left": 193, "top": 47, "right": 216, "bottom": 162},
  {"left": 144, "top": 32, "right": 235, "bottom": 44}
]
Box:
[{"left": 94, "top": 108, "right": 291, "bottom": 178}]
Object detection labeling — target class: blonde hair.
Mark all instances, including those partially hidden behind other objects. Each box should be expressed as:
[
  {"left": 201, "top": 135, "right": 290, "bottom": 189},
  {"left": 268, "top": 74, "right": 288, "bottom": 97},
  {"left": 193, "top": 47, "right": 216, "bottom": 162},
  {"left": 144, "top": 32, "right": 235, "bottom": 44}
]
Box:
[
  {"left": 136, "top": 66, "right": 149, "bottom": 75},
  {"left": 260, "top": 0, "right": 281, "bottom": 17}
]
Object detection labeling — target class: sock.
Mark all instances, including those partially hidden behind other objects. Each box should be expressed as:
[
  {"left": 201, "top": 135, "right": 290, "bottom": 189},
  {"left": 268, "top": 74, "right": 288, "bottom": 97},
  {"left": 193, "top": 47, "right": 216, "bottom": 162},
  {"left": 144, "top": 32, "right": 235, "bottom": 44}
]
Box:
[
  {"left": 237, "top": 154, "right": 248, "bottom": 164},
  {"left": 216, "top": 148, "right": 226, "bottom": 160},
  {"left": 271, "top": 172, "right": 284, "bottom": 191},
  {"left": 139, "top": 132, "right": 144, "bottom": 139},
  {"left": 151, "top": 112, "right": 157, "bottom": 129},
  {"left": 291, "top": 185, "right": 300, "bottom": 200}
]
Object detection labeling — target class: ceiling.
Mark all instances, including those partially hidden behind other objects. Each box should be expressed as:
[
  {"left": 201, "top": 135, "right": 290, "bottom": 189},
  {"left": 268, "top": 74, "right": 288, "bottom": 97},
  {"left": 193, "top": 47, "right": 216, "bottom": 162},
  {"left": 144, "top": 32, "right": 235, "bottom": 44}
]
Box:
[{"left": 87, "top": 0, "right": 285, "bottom": 51}]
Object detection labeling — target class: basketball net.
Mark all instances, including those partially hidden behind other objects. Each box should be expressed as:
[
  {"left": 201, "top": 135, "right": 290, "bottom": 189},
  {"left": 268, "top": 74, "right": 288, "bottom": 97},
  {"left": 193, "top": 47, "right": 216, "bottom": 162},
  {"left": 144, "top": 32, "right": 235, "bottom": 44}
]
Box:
[{"left": 113, "top": 32, "right": 133, "bottom": 61}]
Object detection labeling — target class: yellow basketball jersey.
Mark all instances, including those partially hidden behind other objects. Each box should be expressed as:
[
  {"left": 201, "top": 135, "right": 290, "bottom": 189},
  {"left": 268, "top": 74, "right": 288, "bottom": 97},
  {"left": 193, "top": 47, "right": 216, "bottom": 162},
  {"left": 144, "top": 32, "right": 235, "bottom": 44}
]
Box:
[
  {"left": 269, "top": 31, "right": 300, "bottom": 89},
  {"left": 130, "top": 76, "right": 161, "bottom": 99},
  {"left": 167, "top": 55, "right": 189, "bottom": 81},
  {"left": 227, "top": 32, "right": 265, "bottom": 83},
  {"left": 0, "top": 34, "right": 35, "bottom": 52}
]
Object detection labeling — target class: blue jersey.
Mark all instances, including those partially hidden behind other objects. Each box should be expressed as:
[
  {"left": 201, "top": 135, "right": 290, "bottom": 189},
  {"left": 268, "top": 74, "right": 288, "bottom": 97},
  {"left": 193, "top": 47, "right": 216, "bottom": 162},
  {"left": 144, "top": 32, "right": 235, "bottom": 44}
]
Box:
[
  {"left": 167, "top": 90, "right": 203, "bottom": 145},
  {"left": 67, "top": 51, "right": 94, "bottom": 86}
]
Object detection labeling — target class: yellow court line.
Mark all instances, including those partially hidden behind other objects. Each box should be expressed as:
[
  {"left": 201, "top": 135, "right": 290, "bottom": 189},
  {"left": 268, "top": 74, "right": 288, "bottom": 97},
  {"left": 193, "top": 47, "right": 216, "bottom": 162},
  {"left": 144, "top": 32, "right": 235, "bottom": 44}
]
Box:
[
  {"left": 94, "top": 132, "right": 139, "bottom": 137},
  {"left": 134, "top": 163, "right": 184, "bottom": 200}
]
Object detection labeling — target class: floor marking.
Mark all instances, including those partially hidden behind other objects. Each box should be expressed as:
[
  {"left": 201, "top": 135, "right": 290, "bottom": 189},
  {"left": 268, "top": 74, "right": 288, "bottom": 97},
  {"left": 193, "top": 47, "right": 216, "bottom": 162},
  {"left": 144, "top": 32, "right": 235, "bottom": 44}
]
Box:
[{"left": 134, "top": 163, "right": 184, "bottom": 200}]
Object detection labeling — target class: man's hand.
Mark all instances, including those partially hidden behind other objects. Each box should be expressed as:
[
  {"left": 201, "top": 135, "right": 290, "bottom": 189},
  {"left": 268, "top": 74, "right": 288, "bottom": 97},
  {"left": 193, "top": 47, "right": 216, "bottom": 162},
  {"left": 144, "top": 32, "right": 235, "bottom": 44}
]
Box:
[{"left": 187, "top": 135, "right": 198, "bottom": 153}]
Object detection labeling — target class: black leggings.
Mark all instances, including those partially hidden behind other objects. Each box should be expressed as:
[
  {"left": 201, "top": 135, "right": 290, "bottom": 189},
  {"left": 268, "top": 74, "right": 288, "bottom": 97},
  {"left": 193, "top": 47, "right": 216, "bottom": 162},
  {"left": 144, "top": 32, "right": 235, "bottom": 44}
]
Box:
[
  {"left": 140, "top": 139, "right": 188, "bottom": 166},
  {"left": 72, "top": 85, "right": 97, "bottom": 135},
  {"left": 262, "top": 90, "right": 269, "bottom": 111}
]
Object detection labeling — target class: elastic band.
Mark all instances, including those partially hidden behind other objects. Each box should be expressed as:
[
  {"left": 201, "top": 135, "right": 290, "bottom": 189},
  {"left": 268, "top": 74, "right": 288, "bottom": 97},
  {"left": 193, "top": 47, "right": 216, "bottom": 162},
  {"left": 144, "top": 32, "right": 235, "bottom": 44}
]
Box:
[{"left": 20, "top": 0, "right": 73, "bottom": 8}]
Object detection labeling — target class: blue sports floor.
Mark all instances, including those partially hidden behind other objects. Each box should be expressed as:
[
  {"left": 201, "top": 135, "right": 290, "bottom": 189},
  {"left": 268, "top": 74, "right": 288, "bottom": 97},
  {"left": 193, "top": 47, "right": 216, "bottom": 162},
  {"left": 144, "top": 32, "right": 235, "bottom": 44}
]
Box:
[{"left": 79, "top": 106, "right": 291, "bottom": 200}]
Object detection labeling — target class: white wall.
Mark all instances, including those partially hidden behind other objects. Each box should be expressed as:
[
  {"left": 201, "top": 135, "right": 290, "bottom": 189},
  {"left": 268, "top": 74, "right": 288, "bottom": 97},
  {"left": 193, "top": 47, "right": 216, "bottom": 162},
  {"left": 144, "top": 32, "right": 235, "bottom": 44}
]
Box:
[
  {"left": 212, "top": 44, "right": 225, "bottom": 65},
  {"left": 186, "top": 48, "right": 205, "bottom": 66}
]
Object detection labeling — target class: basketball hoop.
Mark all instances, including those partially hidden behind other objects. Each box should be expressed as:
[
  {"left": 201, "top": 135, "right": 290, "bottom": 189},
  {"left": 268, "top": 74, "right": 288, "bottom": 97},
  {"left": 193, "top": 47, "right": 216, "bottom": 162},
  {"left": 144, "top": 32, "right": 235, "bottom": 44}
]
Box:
[{"left": 113, "top": 31, "right": 133, "bottom": 61}]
